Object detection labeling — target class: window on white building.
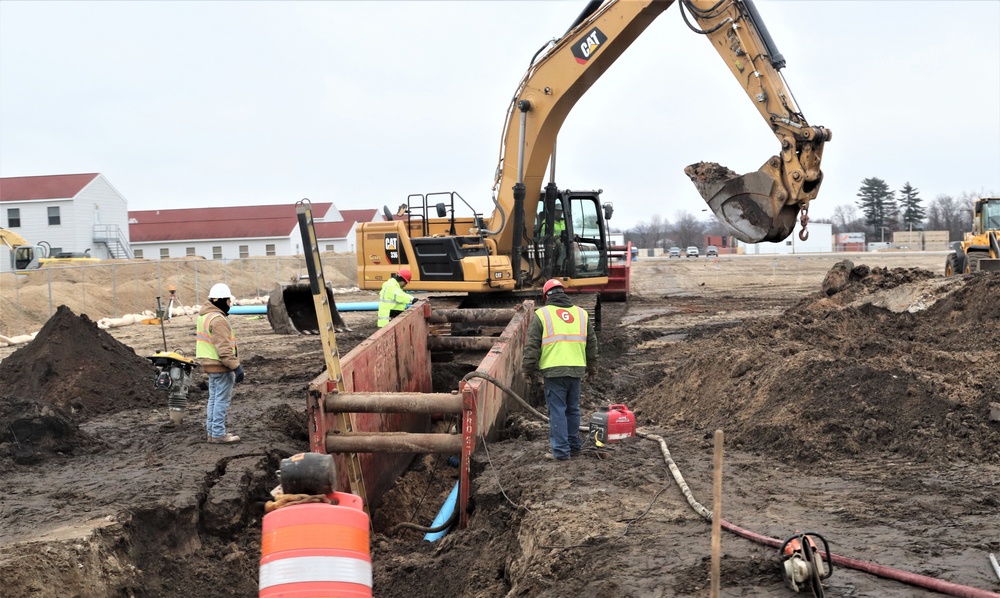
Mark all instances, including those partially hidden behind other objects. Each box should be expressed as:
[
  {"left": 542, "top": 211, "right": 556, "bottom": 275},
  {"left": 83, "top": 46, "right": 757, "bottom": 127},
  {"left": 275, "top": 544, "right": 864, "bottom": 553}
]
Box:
[
  {"left": 212, "top": 246, "right": 222, "bottom": 260},
  {"left": 6, "top": 208, "right": 20, "bottom": 227},
  {"left": 265, "top": 244, "right": 276, "bottom": 256},
  {"left": 239, "top": 245, "right": 249, "bottom": 258},
  {"left": 325, "top": 245, "right": 335, "bottom": 252},
  {"left": 160, "top": 248, "right": 170, "bottom": 259},
  {"left": 186, "top": 247, "right": 196, "bottom": 256},
  {"left": 134, "top": 249, "right": 144, "bottom": 259},
  {"left": 48, "top": 206, "right": 61, "bottom": 225}
]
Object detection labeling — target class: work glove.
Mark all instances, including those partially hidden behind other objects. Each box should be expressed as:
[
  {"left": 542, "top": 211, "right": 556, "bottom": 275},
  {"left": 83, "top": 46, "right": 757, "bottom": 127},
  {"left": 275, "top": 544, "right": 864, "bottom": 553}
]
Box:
[
  {"left": 234, "top": 365, "right": 245, "bottom": 384},
  {"left": 586, "top": 366, "right": 597, "bottom": 380},
  {"left": 411, "top": 297, "right": 418, "bottom": 305}
]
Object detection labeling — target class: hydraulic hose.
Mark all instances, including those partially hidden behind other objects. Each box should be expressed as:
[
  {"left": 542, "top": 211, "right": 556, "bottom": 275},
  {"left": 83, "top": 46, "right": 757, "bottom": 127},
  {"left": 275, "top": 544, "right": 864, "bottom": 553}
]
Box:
[{"left": 469, "top": 377, "right": 1000, "bottom": 598}]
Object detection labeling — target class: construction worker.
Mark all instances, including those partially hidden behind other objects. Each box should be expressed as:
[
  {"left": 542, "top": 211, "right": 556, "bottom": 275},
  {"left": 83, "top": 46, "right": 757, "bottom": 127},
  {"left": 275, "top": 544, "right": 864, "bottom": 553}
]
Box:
[
  {"left": 377, "top": 267, "right": 415, "bottom": 328},
  {"left": 521, "top": 279, "right": 598, "bottom": 461},
  {"left": 196, "top": 282, "right": 244, "bottom": 444},
  {"left": 537, "top": 206, "right": 569, "bottom": 275}
]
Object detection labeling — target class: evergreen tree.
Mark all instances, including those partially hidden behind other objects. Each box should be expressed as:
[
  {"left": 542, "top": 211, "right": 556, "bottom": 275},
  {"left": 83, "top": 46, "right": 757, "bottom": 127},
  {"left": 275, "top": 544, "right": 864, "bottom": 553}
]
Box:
[
  {"left": 856, "top": 177, "right": 895, "bottom": 236},
  {"left": 898, "top": 182, "right": 926, "bottom": 230}
]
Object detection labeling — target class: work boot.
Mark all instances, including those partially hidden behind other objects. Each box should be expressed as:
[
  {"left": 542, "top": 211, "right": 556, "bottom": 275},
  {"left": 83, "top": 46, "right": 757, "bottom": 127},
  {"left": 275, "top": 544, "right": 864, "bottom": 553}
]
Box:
[
  {"left": 544, "top": 452, "right": 569, "bottom": 461},
  {"left": 207, "top": 433, "right": 241, "bottom": 444}
]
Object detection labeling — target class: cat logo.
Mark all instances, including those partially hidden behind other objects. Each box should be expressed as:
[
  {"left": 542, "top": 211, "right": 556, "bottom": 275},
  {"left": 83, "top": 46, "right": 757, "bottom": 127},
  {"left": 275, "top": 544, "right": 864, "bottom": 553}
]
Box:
[{"left": 572, "top": 27, "right": 607, "bottom": 64}]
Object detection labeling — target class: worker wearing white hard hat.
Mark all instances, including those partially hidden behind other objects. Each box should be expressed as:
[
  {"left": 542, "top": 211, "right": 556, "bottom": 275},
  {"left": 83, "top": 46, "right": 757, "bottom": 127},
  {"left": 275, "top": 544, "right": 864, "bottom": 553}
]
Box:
[{"left": 196, "top": 282, "right": 243, "bottom": 443}]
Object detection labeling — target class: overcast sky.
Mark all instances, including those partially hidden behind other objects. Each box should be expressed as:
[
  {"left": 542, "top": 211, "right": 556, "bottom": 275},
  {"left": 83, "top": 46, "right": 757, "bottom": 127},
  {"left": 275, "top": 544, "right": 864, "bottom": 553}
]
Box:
[{"left": 1, "top": 1, "right": 998, "bottom": 231}]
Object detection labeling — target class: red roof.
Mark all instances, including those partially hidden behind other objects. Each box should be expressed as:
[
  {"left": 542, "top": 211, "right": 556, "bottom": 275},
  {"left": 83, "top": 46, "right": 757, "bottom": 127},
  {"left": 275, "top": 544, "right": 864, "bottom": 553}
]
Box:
[
  {"left": 129, "top": 203, "right": 333, "bottom": 242},
  {"left": 315, "top": 209, "right": 379, "bottom": 240},
  {"left": 0, "top": 173, "right": 100, "bottom": 201}
]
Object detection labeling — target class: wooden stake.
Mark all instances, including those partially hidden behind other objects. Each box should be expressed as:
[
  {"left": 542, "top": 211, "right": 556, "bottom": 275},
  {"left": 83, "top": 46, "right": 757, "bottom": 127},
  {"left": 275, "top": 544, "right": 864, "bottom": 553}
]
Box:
[{"left": 710, "top": 429, "right": 723, "bottom": 598}]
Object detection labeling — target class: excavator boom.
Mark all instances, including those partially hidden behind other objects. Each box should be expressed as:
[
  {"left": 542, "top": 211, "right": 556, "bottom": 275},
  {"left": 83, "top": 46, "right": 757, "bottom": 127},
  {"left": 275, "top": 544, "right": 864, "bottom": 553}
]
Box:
[{"left": 489, "top": 0, "right": 831, "bottom": 250}]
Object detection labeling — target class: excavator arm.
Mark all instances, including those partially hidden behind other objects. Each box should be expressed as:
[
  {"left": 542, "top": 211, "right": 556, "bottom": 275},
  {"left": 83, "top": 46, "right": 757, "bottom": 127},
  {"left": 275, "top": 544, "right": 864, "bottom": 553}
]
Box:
[{"left": 488, "top": 0, "right": 831, "bottom": 253}]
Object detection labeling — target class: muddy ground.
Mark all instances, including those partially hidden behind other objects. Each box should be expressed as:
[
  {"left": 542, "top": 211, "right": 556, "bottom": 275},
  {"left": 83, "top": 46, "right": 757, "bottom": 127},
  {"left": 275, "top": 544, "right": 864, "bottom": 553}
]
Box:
[{"left": 1, "top": 252, "right": 998, "bottom": 598}]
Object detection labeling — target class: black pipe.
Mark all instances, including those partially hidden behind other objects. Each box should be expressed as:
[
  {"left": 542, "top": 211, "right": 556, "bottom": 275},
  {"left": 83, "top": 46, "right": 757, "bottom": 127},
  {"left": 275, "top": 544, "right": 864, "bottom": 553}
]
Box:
[
  {"left": 742, "top": 0, "right": 785, "bottom": 70},
  {"left": 565, "top": 0, "right": 604, "bottom": 36}
]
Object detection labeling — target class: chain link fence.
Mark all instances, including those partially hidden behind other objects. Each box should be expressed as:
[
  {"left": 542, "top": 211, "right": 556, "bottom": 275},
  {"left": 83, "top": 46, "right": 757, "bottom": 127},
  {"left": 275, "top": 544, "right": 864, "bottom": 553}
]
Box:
[{"left": 0, "top": 255, "right": 359, "bottom": 337}]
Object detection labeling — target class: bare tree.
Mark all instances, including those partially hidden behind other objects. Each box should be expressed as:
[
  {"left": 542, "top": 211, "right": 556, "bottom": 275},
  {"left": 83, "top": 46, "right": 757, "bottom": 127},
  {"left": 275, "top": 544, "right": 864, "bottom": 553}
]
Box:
[
  {"left": 830, "top": 204, "right": 867, "bottom": 235},
  {"left": 668, "top": 211, "right": 706, "bottom": 249}
]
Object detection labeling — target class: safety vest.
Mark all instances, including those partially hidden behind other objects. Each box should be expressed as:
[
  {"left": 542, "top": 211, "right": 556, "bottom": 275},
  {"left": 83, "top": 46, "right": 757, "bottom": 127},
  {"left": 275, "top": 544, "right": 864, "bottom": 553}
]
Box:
[
  {"left": 540, "top": 218, "right": 566, "bottom": 236},
  {"left": 196, "top": 312, "right": 237, "bottom": 360},
  {"left": 535, "top": 304, "right": 588, "bottom": 369},
  {"left": 377, "top": 277, "right": 412, "bottom": 328}
]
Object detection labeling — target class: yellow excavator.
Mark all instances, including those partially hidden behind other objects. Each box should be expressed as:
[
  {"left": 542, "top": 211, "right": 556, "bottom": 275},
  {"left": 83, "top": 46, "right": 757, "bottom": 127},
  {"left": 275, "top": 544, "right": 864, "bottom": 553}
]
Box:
[
  {"left": 355, "top": 0, "right": 830, "bottom": 308},
  {"left": 1, "top": 228, "right": 101, "bottom": 271},
  {"left": 945, "top": 197, "right": 1000, "bottom": 275},
  {"left": 1, "top": 228, "right": 48, "bottom": 270}
]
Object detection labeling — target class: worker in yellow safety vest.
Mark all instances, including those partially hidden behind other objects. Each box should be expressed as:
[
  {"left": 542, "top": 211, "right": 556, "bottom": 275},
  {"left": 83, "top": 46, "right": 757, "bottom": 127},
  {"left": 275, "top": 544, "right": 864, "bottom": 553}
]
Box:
[
  {"left": 196, "top": 282, "right": 244, "bottom": 444},
  {"left": 377, "top": 268, "right": 416, "bottom": 328},
  {"left": 520, "top": 279, "right": 598, "bottom": 461}
]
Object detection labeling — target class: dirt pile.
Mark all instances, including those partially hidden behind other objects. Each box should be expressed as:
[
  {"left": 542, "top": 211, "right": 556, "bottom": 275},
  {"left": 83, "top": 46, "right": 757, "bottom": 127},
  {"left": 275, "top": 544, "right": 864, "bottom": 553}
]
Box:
[
  {"left": 631, "top": 266, "right": 1000, "bottom": 464},
  {"left": 0, "top": 306, "right": 157, "bottom": 466}
]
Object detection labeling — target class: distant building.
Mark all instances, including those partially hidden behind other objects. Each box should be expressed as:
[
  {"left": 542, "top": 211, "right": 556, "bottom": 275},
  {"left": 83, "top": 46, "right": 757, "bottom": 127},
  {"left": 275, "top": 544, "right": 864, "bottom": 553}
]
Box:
[
  {"left": 0, "top": 173, "right": 133, "bottom": 272},
  {"left": 739, "top": 222, "right": 833, "bottom": 255},
  {"left": 128, "top": 204, "right": 382, "bottom": 260}
]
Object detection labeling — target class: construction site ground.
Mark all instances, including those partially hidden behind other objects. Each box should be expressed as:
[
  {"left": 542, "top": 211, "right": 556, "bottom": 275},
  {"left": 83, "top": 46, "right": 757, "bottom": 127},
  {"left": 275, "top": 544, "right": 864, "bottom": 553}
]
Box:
[{"left": 1, "top": 252, "right": 998, "bottom": 598}]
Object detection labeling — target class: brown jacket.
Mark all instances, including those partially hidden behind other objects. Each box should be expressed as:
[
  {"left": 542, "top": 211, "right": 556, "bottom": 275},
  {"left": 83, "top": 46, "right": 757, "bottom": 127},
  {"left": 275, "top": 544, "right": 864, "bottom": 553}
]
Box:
[{"left": 197, "top": 303, "right": 240, "bottom": 373}]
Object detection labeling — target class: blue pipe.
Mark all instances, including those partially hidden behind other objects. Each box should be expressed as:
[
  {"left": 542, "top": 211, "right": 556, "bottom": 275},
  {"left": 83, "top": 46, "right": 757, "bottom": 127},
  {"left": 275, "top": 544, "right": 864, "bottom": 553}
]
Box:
[
  {"left": 229, "top": 305, "right": 266, "bottom": 314},
  {"left": 335, "top": 302, "right": 379, "bottom": 311},
  {"left": 423, "top": 480, "right": 459, "bottom": 542},
  {"left": 228, "top": 301, "right": 381, "bottom": 315}
]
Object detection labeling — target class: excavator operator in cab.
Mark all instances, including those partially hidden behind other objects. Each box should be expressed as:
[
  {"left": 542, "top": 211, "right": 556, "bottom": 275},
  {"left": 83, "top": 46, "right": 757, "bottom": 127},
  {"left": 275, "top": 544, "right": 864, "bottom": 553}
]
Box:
[{"left": 377, "top": 268, "right": 417, "bottom": 328}]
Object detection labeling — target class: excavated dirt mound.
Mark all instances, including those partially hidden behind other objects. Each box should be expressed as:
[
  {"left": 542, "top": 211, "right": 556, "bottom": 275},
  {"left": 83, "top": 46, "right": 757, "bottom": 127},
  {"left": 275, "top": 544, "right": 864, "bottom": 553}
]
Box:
[
  {"left": 0, "top": 305, "right": 156, "bottom": 419},
  {"left": 0, "top": 306, "right": 157, "bottom": 468},
  {"left": 630, "top": 264, "right": 1000, "bottom": 464}
]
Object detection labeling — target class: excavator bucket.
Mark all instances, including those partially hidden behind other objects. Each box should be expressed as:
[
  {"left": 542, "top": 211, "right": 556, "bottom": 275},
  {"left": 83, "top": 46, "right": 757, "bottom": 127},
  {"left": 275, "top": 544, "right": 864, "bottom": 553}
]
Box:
[
  {"left": 266, "top": 283, "right": 350, "bottom": 335},
  {"left": 685, "top": 161, "right": 798, "bottom": 244}
]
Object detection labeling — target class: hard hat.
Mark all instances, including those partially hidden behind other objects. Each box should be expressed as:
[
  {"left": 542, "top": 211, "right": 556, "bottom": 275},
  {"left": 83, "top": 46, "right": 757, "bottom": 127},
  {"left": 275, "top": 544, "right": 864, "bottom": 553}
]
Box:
[
  {"left": 543, "top": 279, "right": 564, "bottom": 295},
  {"left": 208, "top": 283, "right": 234, "bottom": 299},
  {"left": 398, "top": 268, "right": 412, "bottom": 283}
]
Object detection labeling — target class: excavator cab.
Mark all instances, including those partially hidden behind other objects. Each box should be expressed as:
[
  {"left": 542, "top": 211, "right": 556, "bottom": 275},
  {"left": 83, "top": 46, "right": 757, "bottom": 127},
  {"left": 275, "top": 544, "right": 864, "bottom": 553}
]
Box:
[{"left": 530, "top": 191, "right": 608, "bottom": 283}]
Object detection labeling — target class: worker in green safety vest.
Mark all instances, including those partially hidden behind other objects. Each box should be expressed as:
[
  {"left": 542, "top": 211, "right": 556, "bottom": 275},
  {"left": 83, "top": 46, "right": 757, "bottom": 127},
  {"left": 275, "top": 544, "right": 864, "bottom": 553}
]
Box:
[
  {"left": 377, "top": 267, "right": 416, "bottom": 328},
  {"left": 520, "top": 279, "right": 598, "bottom": 461},
  {"left": 537, "top": 206, "right": 569, "bottom": 276},
  {"left": 196, "top": 282, "right": 244, "bottom": 444}
]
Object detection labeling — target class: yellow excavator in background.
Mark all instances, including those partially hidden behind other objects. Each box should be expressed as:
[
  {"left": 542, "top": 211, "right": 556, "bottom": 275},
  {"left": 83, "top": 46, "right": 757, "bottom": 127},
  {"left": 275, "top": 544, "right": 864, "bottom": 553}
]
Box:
[
  {"left": 1, "top": 228, "right": 101, "bottom": 271},
  {"left": 1, "top": 228, "right": 48, "bottom": 271},
  {"left": 945, "top": 197, "right": 1000, "bottom": 275},
  {"left": 356, "top": 0, "right": 831, "bottom": 308}
]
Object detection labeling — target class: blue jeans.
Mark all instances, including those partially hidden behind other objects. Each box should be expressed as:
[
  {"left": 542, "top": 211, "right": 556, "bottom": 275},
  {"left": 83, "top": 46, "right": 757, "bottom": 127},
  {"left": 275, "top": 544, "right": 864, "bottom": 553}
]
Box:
[
  {"left": 544, "top": 376, "right": 582, "bottom": 459},
  {"left": 206, "top": 371, "right": 235, "bottom": 438}
]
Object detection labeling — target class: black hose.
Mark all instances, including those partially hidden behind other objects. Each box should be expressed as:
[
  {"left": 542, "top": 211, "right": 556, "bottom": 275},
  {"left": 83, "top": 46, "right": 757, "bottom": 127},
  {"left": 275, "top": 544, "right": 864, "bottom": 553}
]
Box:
[
  {"left": 461, "top": 371, "right": 548, "bottom": 422},
  {"left": 391, "top": 507, "right": 459, "bottom": 535}
]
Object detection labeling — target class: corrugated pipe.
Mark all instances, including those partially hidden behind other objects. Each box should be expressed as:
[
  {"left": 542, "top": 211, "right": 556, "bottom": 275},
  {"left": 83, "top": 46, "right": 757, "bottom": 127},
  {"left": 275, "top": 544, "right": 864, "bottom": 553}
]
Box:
[{"left": 638, "top": 431, "right": 1000, "bottom": 598}]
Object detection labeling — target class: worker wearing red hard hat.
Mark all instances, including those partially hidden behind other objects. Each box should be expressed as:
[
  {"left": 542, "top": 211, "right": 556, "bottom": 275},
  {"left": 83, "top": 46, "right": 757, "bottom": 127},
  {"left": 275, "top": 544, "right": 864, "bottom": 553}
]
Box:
[
  {"left": 521, "top": 278, "right": 599, "bottom": 461},
  {"left": 377, "top": 267, "right": 416, "bottom": 328}
]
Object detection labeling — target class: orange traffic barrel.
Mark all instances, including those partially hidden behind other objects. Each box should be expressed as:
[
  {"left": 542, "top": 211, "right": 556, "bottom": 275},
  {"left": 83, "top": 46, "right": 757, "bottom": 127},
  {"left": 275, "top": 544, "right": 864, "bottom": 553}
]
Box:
[{"left": 259, "top": 492, "right": 371, "bottom": 597}]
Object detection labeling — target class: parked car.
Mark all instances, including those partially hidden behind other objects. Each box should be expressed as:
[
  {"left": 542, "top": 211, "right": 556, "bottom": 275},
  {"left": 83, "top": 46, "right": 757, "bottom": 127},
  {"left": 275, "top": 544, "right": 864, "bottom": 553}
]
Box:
[
  {"left": 668, "top": 247, "right": 681, "bottom": 258},
  {"left": 685, "top": 246, "right": 699, "bottom": 257},
  {"left": 706, "top": 245, "right": 718, "bottom": 257}
]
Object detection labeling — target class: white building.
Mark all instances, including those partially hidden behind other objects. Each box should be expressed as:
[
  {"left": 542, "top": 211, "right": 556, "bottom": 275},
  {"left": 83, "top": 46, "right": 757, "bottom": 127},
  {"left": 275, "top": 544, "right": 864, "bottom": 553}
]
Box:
[
  {"left": 128, "top": 204, "right": 381, "bottom": 260},
  {"left": 0, "top": 173, "right": 133, "bottom": 272},
  {"left": 738, "top": 222, "right": 833, "bottom": 255}
]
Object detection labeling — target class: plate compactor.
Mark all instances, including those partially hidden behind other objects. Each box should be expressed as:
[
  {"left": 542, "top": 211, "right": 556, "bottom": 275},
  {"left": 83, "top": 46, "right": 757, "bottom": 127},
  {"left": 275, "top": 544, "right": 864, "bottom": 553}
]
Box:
[{"left": 147, "top": 351, "right": 197, "bottom": 425}]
